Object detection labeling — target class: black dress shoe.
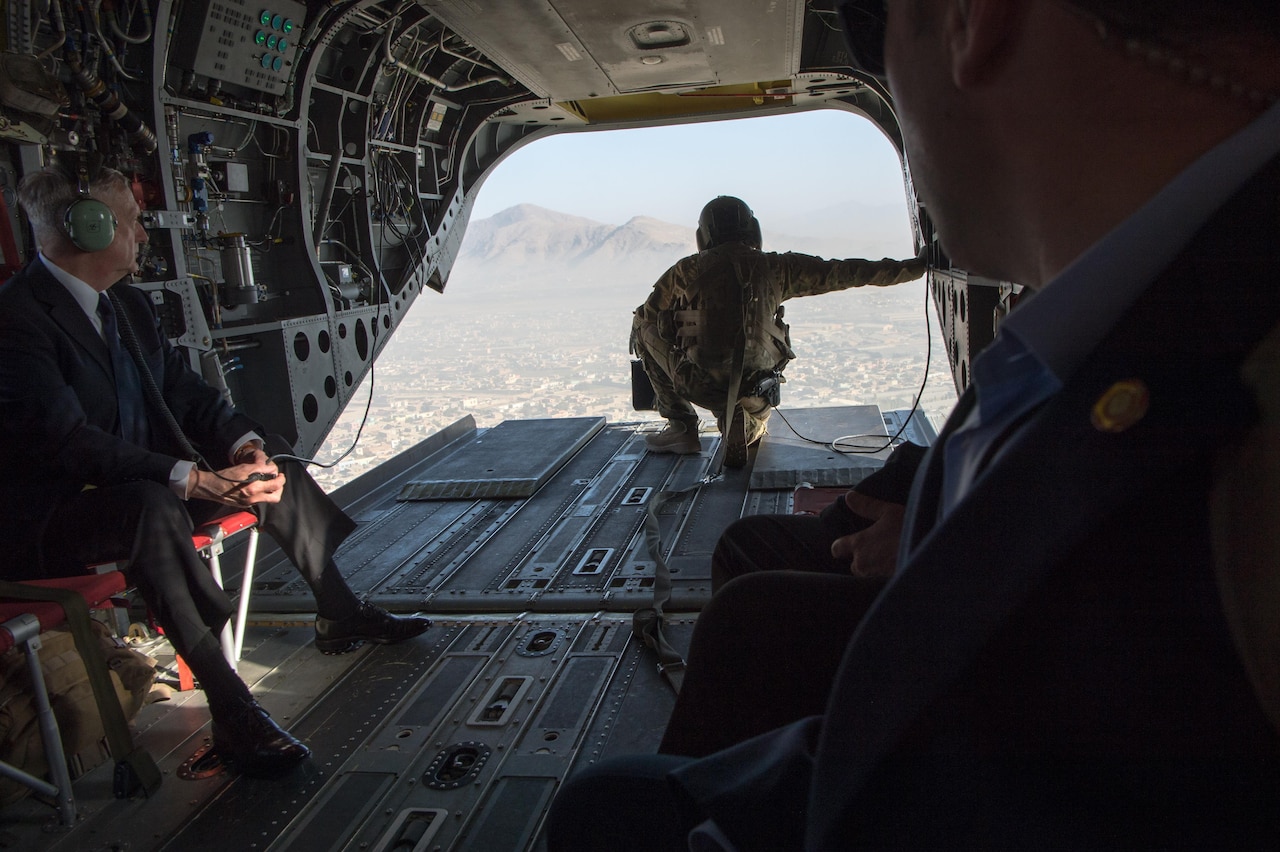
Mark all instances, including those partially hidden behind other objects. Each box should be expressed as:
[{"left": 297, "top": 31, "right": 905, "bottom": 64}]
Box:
[
  {"left": 314, "top": 602, "right": 432, "bottom": 654},
  {"left": 211, "top": 700, "right": 310, "bottom": 777}
]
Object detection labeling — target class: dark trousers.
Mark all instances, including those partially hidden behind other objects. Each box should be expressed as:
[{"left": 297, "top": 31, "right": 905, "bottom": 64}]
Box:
[
  {"left": 544, "top": 753, "right": 702, "bottom": 852},
  {"left": 710, "top": 441, "right": 926, "bottom": 590},
  {"left": 38, "top": 440, "right": 357, "bottom": 709},
  {"left": 711, "top": 508, "right": 865, "bottom": 589},
  {"left": 548, "top": 448, "right": 928, "bottom": 847},
  {"left": 700, "top": 509, "right": 884, "bottom": 754},
  {"left": 660, "top": 571, "right": 880, "bottom": 757},
  {"left": 549, "top": 573, "right": 876, "bottom": 849},
  {"left": 673, "top": 446, "right": 933, "bottom": 755}
]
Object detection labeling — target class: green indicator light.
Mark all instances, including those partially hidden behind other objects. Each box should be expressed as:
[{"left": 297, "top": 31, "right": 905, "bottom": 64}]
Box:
[
  {"left": 254, "top": 30, "right": 267, "bottom": 45},
  {"left": 283, "top": 19, "right": 295, "bottom": 34},
  {"left": 266, "top": 34, "right": 279, "bottom": 49},
  {"left": 259, "top": 10, "right": 271, "bottom": 26}
]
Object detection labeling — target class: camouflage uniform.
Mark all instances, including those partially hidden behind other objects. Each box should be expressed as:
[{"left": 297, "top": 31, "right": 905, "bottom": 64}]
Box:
[{"left": 631, "top": 243, "right": 926, "bottom": 446}]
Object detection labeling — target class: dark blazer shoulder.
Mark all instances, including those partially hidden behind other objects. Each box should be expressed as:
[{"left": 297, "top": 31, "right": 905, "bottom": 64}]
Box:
[
  {"left": 1, "top": 258, "right": 60, "bottom": 306},
  {"left": 801, "top": 151, "right": 1280, "bottom": 849}
]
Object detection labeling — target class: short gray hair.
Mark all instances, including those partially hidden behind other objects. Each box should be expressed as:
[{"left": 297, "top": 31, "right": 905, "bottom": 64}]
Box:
[{"left": 16, "top": 165, "right": 131, "bottom": 251}]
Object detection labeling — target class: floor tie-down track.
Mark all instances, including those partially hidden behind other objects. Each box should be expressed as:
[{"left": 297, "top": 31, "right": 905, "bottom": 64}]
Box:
[
  {"left": 159, "top": 612, "right": 695, "bottom": 852},
  {"left": 249, "top": 415, "right": 775, "bottom": 617}
]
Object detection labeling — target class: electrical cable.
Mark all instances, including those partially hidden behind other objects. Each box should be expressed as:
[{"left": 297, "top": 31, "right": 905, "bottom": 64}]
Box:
[
  {"left": 265, "top": 361, "right": 377, "bottom": 471},
  {"left": 771, "top": 271, "right": 936, "bottom": 455},
  {"left": 272, "top": 187, "right": 396, "bottom": 474},
  {"left": 107, "top": 0, "right": 153, "bottom": 45}
]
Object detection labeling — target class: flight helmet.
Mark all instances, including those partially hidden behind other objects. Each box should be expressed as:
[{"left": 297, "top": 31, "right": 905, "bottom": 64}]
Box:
[{"left": 696, "top": 196, "right": 762, "bottom": 251}]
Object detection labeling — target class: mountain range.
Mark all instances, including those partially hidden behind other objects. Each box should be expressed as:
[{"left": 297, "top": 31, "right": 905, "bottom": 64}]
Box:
[
  {"left": 449, "top": 202, "right": 915, "bottom": 297},
  {"left": 458, "top": 204, "right": 694, "bottom": 270}
]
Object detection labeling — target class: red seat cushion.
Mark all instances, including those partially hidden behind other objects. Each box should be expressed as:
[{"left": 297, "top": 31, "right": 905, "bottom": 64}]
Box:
[
  {"left": 192, "top": 510, "right": 257, "bottom": 553},
  {"left": 199, "top": 510, "right": 258, "bottom": 538},
  {"left": 0, "top": 573, "right": 128, "bottom": 653}
]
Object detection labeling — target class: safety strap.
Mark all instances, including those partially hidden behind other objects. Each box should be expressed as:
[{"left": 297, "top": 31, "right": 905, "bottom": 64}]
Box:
[
  {"left": 633, "top": 484, "right": 698, "bottom": 693},
  {"left": 0, "top": 581, "right": 162, "bottom": 798},
  {"left": 632, "top": 272, "right": 750, "bottom": 695}
]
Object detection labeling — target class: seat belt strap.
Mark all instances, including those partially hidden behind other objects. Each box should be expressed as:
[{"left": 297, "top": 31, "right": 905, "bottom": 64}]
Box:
[{"left": 632, "top": 272, "right": 749, "bottom": 694}]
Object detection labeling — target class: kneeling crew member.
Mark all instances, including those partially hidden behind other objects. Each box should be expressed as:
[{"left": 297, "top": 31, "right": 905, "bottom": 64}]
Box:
[{"left": 631, "top": 195, "right": 926, "bottom": 467}]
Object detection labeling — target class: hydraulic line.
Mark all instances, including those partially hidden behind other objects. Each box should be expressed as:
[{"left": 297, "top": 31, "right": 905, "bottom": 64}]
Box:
[{"left": 66, "top": 57, "right": 158, "bottom": 154}]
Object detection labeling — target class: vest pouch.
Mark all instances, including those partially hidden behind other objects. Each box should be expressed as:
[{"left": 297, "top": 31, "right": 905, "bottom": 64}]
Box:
[{"left": 631, "top": 359, "right": 657, "bottom": 410}]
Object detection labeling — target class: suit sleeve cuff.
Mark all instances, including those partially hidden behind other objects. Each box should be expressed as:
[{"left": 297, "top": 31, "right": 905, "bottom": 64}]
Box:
[
  {"left": 170, "top": 459, "right": 196, "bottom": 499},
  {"left": 230, "top": 432, "right": 265, "bottom": 464}
]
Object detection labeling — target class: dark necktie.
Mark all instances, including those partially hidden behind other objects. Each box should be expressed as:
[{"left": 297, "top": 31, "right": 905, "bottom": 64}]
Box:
[{"left": 97, "top": 293, "right": 150, "bottom": 446}]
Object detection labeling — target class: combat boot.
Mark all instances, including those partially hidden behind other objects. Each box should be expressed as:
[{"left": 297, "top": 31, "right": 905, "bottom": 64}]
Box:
[{"left": 645, "top": 419, "right": 701, "bottom": 454}]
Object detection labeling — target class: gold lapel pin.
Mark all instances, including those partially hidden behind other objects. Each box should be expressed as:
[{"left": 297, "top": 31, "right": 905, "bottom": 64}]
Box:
[{"left": 1091, "top": 379, "right": 1150, "bottom": 433}]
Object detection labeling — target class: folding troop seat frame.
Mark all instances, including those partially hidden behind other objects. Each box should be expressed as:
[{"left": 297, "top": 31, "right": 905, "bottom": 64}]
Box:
[
  {"left": 0, "top": 574, "right": 161, "bottom": 825},
  {"left": 190, "top": 510, "right": 261, "bottom": 669}
]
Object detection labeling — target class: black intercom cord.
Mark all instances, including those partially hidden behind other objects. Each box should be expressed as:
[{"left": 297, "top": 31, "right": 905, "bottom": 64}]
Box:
[
  {"left": 272, "top": 233, "right": 385, "bottom": 473},
  {"left": 772, "top": 272, "right": 935, "bottom": 455},
  {"left": 265, "top": 358, "right": 375, "bottom": 471}
]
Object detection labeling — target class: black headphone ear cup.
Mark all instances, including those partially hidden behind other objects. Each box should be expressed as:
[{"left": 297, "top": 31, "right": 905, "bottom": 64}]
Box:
[{"left": 64, "top": 196, "right": 117, "bottom": 252}]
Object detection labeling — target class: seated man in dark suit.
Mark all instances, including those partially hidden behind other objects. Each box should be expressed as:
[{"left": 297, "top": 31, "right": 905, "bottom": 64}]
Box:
[
  {"left": 0, "top": 164, "right": 432, "bottom": 777},
  {"left": 546, "top": 1, "right": 1280, "bottom": 849},
  {"left": 660, "top": 441, "right": 925, "bottom": 757},
  {"left": 710, "top": 440, "right": 926, "bottom": 590}
]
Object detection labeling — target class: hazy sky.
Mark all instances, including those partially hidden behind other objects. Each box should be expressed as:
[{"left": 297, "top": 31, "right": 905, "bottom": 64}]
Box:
[{"left": 467, "top": 108, "right": 911, "bottom": 237}]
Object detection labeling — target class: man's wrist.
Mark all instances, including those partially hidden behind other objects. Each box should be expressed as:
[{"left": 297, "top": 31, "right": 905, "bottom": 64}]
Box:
[{"left": 232, "top": 441, "right": 262, "bottom": 463}]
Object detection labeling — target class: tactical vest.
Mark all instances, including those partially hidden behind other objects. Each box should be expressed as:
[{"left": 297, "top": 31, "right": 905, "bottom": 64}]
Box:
[{"left": 665, "top": 252, "right": 795, "bottom": 378}]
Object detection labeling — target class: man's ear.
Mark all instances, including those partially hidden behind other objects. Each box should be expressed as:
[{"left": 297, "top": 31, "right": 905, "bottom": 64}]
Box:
[{"left": 947, "top": 0, "right": 1024, "bottom": 87}]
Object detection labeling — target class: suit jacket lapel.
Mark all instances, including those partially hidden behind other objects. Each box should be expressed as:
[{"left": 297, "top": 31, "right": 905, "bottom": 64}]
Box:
[
  {"left": 30, "top": 263, "right": 114, "bottom": 378},
  {"left": 808, "top": 376, "right": 1162, "bottom": 842},
  {"left": 897, "top": 388, "right": 974, "bottom": 552}
]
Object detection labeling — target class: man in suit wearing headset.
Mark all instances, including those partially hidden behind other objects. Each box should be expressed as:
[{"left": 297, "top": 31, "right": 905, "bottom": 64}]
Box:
[
  {"left": 0, "top": 164, "right": 431, "bottom": 776},
  {"left": 546, "top": 1, "right": 1280, "bottom": 849}
]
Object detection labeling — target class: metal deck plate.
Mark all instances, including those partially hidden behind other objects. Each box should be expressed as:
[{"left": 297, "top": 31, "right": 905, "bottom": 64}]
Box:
[
  {"left": 751, "top": 405, "right": 893, "bottom": 489},
  {"left": 397, "top": 418, "right": 607, "bottom": 500},
  {"left": 160, "top": 615, "right": 681, "bottom": 852}
]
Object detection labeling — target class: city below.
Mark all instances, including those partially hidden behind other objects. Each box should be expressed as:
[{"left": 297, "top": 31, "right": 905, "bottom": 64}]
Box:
[{"left": 309, "top": 281, "right": 959, "bottom": 493}]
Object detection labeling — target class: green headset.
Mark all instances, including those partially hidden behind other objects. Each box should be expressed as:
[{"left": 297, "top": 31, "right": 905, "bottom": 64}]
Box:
[{"left": 61, "top": 160, "right": 117, "bottom": 253}]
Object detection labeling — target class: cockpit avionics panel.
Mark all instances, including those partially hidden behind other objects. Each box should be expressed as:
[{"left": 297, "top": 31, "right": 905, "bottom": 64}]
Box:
[{"left": 172, "top": 0, "right": 308, "bottom": 95}]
